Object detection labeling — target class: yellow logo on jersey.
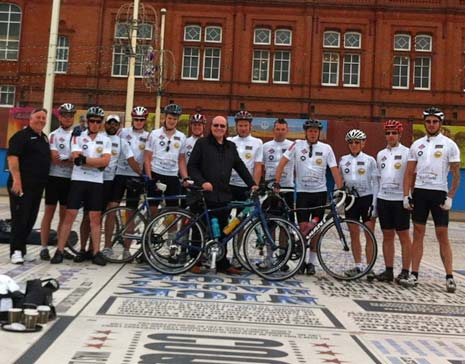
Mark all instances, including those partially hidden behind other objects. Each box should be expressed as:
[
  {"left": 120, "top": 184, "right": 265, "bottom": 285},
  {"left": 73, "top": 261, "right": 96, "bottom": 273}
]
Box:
[
  {"left": 174, "top": 142, "right": 180, "bottom": 149},
  {"left": 394, "top": 162, "right": 402, "bottom": 170},
  {"left": 245, "top": 152, "right": 252, "bottom": 160},
  {"left": 111, "top": 149, "right": 118, "bottom": 156},
  {"left": 357, "top": 168, "right": 366, "bottom": 175},
  {"left": 434, "top": 151, "right": 442, "bottom": 158},
  {"left": 96, "top": 147, "right": 103, "bottom": 154},
  {"left": 139, "top": 144, "right": 145, "bottom": 151},
  {"left": 315, "top": 158, "right": 323, "bottom": 166}
]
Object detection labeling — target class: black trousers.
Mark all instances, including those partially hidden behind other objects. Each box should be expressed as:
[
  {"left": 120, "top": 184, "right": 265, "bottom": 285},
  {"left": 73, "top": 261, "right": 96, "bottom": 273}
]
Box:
[{"left": 8, "top": 178, "right": 45, "bottom": 256}]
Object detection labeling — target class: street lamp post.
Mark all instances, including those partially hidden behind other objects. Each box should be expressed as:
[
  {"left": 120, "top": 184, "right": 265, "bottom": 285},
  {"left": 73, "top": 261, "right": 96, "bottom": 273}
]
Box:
[{"left": 154, "top": 8, "right": 166, "bottom": 129}]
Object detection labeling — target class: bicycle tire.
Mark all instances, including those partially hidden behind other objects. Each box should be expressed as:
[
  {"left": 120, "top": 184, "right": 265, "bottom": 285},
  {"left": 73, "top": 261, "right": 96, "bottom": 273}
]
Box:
[
  {"left": 100, "top": 206, "right": 147, "bottom": 263},
  {"left": 142, "top": 209, "right": 205, "bottom": 274},
  {"left": 231, "top": 224, "right": 253, "bottom": 271},
  {"left": 243, "top": 217, "right": 305, "bottom": 281},
  {"left": 317, "top": 218, "right": 377, "bottom": 280}
]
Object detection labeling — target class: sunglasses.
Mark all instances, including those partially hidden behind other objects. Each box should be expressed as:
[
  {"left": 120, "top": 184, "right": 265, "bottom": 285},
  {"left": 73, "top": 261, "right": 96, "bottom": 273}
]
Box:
[
  {"left": 106, "top": 120, "right": 120, "bottom": 125},
  {"left": 133, "top": 118, "right": 145, "bottom": 122},
  {"left": 308, "top": 144, "right": 313, "bottom": 158},
  {"left": 61, "top": 113, "right": 75, "bottom": 119},
  {"left": 348, "top": 140, "right": 361, "bottom": 145},
  {"left": 425, "top": 119, "right": 440, "bottom": 124},
  {"left": 88, "top": 119, "right": 102, "bottom": 124},
  {"left": 165, "top": 139, "right": 171, "bottom": 152},
  {"left": 385, "top": 131, "right": 399, "bottom": 135},
  {"left": 212, "top": 124, "right": 227, "bottom": 129}
]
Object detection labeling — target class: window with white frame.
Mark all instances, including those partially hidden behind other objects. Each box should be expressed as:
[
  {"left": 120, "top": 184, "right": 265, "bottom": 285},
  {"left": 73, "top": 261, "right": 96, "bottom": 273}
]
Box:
[
  {"left": 0, "top": 3, "right": 21, "bottom": 60},
  {"left": 55, "top": 36, "right": 69, "bottom": 74},
  {"left": 182, "top": 24, "right": 222, "bottom": 81},
  {"left": 112, "top": 22, "right": 153, "bottom": 77},
  {"left": 392, "top": 33, "right": 432, "bottom": 90},
  {"left": 252, "top": 28, "right": 292, "bottom": 84},
  {"left": 321, "top": 30, "right": 361, "bottom": 87},
  {"left": 0, "top": 85, "right": 15, "bottom": 106}
]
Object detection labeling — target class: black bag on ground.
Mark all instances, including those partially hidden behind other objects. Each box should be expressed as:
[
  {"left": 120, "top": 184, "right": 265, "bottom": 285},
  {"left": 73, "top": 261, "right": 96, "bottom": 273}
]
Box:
[{"left": 19, "top": 278, "right": 59, "bottom": 319}]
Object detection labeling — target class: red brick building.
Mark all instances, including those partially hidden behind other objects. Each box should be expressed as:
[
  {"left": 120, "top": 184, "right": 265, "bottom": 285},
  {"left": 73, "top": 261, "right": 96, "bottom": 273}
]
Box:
[{"left": 1, "top": 0, "right": 465, "bottom": 124}]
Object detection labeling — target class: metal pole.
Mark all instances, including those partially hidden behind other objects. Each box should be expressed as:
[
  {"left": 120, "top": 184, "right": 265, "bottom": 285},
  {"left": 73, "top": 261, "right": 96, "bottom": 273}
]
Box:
[
  {"left": 124, "top": 0, "right": 140, "bottom": 127},
  {"left": 154, "top": 8, "right": 166, "bottom": 129},
  {"left": 43, "top": 0, "right": 61, "bottom": 134}
]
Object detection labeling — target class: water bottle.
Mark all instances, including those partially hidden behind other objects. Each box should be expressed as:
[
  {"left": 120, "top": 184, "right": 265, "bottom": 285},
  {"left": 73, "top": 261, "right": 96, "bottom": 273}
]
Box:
[
  {"left": 211, "top": 217, "right": 221, "bottom": 239},
  {"left": 223, "top": 207, "right": 251, "bottom": 235},
  {"left": 301, "top": 217, "right": 319, "bottom": 236}
]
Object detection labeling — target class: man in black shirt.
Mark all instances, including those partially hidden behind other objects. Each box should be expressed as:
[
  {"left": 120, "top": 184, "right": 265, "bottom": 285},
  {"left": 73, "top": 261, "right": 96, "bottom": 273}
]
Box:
[
  {"left": 188, "top": 115, "right": 256, "bottom": 274},
  {"left": 7, "top": 108, "right": 51, "bottom": 264}
]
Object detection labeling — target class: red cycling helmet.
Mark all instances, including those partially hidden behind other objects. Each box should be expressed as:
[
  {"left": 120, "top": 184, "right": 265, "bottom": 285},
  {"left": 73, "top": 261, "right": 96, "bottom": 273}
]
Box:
[{"left": 384, "top": 120, "right": 404, "bottom": 133}]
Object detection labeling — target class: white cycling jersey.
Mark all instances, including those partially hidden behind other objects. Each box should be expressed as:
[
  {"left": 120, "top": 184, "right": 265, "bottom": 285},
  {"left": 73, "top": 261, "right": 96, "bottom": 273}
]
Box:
[
  {"left": 263, "top": 139, "right": 294, "bottom": 188},
  {"left": 146, "top": 128, "right": 186, "bottom": 176},
  {"left": 182, "top": 135, "right": 201, "bottom": 165},
  {"left": 408, "top": 133, "right": 460, "bottom": 192},
  {"left": 116, "top": 127, "right": 149, "bottom": 177},
  {"left": 339, "top": 152, "right": 379, "bottom": 198},
  {"left": 284, "top": 140, "right": 336, "bottom": 193},
  {"left": 228, "top": 135, "right": 263, "bottom": 187},
  {"left": 377, "top": 144, "right": 409, "bottom": 201},
  {"left": 71, "top": 133, "right": 111, "bottom": 183},
  {"left": 49, "top": 126, "right": 73, "bottom": 178},
  {"left": 103, "top": 134, "right": 134, "bottom": 181}
]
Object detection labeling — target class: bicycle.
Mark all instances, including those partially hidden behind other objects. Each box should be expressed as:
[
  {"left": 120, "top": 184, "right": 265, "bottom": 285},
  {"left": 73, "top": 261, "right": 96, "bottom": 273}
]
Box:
[
  {"left": 256, "top": 185, "right": 378, "bottom": 280},
  {"left": 99, "top": 177, "right": 187, "bottom": 263},
  {"left": 141, "top": 185, "right": 306, "bottom": 281}
]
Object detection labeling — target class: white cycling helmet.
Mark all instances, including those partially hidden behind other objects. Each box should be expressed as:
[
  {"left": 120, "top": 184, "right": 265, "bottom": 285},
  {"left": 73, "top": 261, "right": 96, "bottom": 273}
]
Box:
[
  {"left": 423, "top": 106, "right": 444, "bottom": 122},
  {"left": 345, "top": 129, "right": 367, "bottom": 141}
]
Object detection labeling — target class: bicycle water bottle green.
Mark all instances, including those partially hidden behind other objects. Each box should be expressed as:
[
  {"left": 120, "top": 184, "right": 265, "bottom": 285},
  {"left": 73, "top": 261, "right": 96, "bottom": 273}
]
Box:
[{"left": 211, "top": 217, "right": 221, "bottom": 238}]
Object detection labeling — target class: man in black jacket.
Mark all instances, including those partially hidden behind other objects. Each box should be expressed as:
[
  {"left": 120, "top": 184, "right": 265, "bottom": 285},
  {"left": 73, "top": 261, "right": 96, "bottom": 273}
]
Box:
[{"left": 188, "top": 115, "right": 256, "bottom": 274}]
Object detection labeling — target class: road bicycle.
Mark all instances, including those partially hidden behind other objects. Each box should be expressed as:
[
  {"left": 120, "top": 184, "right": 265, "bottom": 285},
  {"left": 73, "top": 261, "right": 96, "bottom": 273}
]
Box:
[
  {"left": 255, "top": 185, "right": 378, "bottom": 280},
  {"left": 141, "top": 185, "right": 306, "bottom": 281}
]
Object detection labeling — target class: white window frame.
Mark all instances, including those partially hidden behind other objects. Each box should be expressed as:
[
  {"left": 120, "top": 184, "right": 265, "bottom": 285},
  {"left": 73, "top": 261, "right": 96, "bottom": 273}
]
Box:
[
  {"left": 181, "top": 47, "right": 200, "bottom": 80},
  {"left": 274, "top": 29, "right": 292, "bottom": 46},
  {"left": 203, "top": 47, "right": 221, "bottom": 81},
  {"left": 344, "top": 32, "right": 361, "bottom": 49},
  {"left": 343, "top": 54, "right": 360, "bottom": 87},
  {"left": 254, "top": 28, "right": 271, "bottom": 45},
  {"left": 392, "top": 55, "right": 410, "bottom": 89},
  {"left": 205, "top": 26, "right": 222, "bottom": 43},
  {"left": 184, "top": 25, "right": 201, "bottom": 42},
  {"left": 394, "top": 34, "right": 411, "bottom": 51},
  {"left": 414, "top": 56, "right": 431, "bottom": 90},
  {"left": 323, "top": 31, "right": 340, "bottom": 48},
  {"left": 415, "top": 34, "right": 432, "bottom": 52},
  {"left": 0, "top": 3, "right": 21, "bottom": 61},
  {"left": 252, "top": 49, "right": 270, "bottom": 83},
  {"left": 0, "top": 85, "right": 15, "bottom": 106},
  {"left": 55, "top": 35, "right": 69, "bottom": 74},
  {"left": 322, "top": 52, "right": 339, "bottom": 86},
  {"left": 111, "top": 45, "right": 147, "bottom": 78},
  {"left": 273, "top": 50, "right": 291, "bottom": 84}
]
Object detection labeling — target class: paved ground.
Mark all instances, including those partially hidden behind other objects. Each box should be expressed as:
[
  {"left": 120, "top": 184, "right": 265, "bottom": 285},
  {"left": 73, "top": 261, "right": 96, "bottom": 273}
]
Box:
[{"left": 1, "top": 196, "right": 465, "bottom": 364}]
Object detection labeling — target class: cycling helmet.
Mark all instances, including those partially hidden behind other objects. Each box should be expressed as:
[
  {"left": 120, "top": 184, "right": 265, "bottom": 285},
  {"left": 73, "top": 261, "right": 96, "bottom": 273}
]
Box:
[
  {"left": 59, "top": 103, "right": 76, "bottom": 114},
  {"left": 131, "top": 106, "right": 148, "bottom": 119},
  {"left": 234, "top": 110, "right": 253, "bottom": 122},
  {"left": 384, "top": 119, "right": 404, "bottom": 132},
  {"left": 163, "top": 103, "right": 182, "bottom": 116},
  {"left": 189, "top": 113, "right": 207, "bottom": 124},
  {"left": 423, "top": 106, "right": 444, "bottom": 122},
  {"left": 345, "top": 129, "right": 367, "bottom": 141},
  {"left": 302, "top": 119, "right": 322, "bottom": 130},
  {"left": 86, "top": 106, "right": 105, "bottom": 119}
]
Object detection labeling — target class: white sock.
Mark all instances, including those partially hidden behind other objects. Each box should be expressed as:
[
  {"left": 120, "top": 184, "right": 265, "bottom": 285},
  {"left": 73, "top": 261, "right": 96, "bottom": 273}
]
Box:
[{"left": 309, "top": 252, "right": 317, "bottom": 265}]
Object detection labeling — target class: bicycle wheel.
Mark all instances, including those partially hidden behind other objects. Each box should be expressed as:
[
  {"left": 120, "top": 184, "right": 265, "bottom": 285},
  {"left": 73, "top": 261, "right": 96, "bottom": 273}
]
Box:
[
  {"left": 100, "top": 206, "right": 147, "bottom": 263},
  {"left": 231, "top": 223, "right": 252, "bottom": 271},
  {"left": 243, "top": 217, "right": 305, "bottom": 281},
  {"left": 317, "top": 218, "right": 377, "bottom": 280},
  {"left": 142, "top": 209, "right": 205, "bottom": 274}
]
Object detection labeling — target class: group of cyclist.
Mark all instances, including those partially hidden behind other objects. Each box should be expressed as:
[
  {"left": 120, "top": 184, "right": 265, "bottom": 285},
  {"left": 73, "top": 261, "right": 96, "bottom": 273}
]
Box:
[{"left": 10, "top": 101, "right": 459, "bottom": 293}]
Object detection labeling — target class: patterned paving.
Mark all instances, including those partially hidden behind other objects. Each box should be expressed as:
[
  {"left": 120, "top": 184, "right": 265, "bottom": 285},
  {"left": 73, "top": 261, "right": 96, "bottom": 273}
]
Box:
[{"left": 1, "top": 197, "right": 465, "bottom": 364}]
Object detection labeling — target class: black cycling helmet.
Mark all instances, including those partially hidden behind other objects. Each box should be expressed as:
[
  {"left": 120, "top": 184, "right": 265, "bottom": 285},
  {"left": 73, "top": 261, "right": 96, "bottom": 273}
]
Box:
[
  {"left": 423, "top": 106, "right": 444, "bottom": 122},
  {"left": 163, "top": 103, "right": 182, "bottom": 116},
  {"left": 59, "top": 103, "right": 76, "bottom": 115},
  {"left": 303, "top": 119, "right": 322, "bottom": 130},
  {"left": 234, "top": 110, "right": 253, "bottom": 122},
  {"left": 86, "top": 106, "right": 105, "bottom": 119}
]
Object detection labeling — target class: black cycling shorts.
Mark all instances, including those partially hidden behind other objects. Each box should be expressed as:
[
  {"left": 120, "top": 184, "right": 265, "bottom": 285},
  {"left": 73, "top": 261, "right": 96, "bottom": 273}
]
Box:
[
  {"left": 111, "top": 175, "right": 142, "bottom": 209},
  {"left": 412, "top": 188, "right": 449, "bottom": 227},
  {"left": 45, "top": 176, "right": 71, "bottom": 206},
  {"left": 296, "top": 191, "right": 327, "bottom": 223},
  {"left": 377, "top": 198, "right": 410, "bottom": 231},
  {"left": 67, "top": 180, "right": 103, "bottom": 212},
  {"left": 149, "top": 172, "right": 181, "bottom": 207},
  {"left": 345, "top": 194, "right": 372, "bottom": 223}
]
